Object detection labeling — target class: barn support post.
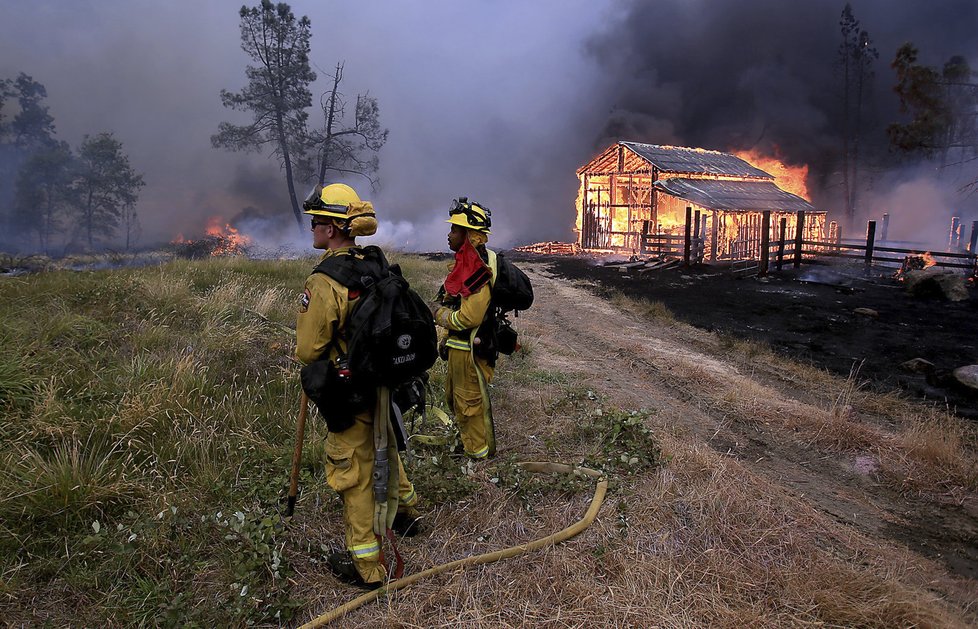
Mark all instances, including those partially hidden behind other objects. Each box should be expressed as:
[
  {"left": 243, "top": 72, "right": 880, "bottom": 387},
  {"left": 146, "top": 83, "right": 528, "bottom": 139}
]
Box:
[
  {"left": 700, "top": 214, "right": 707, "bottom": 262},
  {"left": 710, "top": 211, "right": 718, "bottom": 262},
  {"left": 760, "top": 210, "right": 771, "bottom": 275},
  {"left": 793, "top": 211, "right": 805, "bottom": 268},
  {"left": 949, "top": 216, "right": 961, "bottom": 251},
  {"left": 683, "top": 206, "right": 692, "bottom": 266},
  {"left": 865, "top": 220, "right": 877, "bottom": 275},
  {"left": 692, "top": 210, "right": 701, "bottom": 264},
  {"left": 777, "top": 217, "right": 787, "bottom": 272},
  {"left": 881, "top": 213, "right": 890, "bottom": 242}
]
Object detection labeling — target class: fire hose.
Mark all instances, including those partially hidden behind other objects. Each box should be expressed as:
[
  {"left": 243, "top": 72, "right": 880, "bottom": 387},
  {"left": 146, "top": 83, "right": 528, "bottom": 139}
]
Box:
[{"left": 298, "top": 461, "right": 608, "bottom": 628}]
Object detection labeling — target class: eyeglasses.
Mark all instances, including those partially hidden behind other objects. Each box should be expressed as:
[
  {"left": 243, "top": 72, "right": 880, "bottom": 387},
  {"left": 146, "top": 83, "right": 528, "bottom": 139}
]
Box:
[
  {"left": 311, "top": 218, "right": 331, "bottom": 229},
  {"left": 449, "top": 197, "right": 491, "bottom": 228}
]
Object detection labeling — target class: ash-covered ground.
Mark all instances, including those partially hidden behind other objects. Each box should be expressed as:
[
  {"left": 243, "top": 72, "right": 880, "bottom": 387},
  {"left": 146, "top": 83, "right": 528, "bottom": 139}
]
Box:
[{"left": 530, "top": 255, "right": 978, "bottom": 419}]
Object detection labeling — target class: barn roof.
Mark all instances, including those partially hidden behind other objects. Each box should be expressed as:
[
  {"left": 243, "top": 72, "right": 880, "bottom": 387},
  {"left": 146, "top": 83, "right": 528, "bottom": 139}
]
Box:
[
  {"left": 653, "top": 178, "right": 818, "bottom": 213},
  {"left": 621, "top": 142, "right": 773, "bottom": 178},
  {"left": 578, "top": 141, "right": 775, "bottom": 179}
]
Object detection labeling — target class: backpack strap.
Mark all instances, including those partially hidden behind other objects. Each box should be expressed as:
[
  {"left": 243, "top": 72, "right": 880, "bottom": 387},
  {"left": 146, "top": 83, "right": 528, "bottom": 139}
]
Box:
[{"left": 312, "top": 246, "right": 389, "bottom": 292}]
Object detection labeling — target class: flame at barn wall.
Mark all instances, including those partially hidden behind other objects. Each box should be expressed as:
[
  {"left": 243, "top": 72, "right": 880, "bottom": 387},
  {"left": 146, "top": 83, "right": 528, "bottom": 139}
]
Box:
[{"left": 576, "top": 142, "right": 826, "bottom": 258}]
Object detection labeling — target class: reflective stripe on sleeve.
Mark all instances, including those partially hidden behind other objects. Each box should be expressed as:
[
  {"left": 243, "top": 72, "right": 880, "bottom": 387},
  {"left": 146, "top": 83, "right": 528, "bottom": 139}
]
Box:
[{"left": 446, "top": 338, "right": 471, "bottom": 351}]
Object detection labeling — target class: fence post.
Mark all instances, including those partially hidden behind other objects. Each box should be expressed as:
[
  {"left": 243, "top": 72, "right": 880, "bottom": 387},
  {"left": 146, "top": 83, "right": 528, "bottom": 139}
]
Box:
[
  {"left": 949, "top": 216, "right": 961, "bottom": 251},
  {"left": 760, "top": 210, "right": 771, "bottom": 275},
  {"left": 793, "top": 211, "right": 805, "bottom": 268},
  {"left": 684, "top": 206, "right": 692, "bottom": 266},
  {"left": 881, "top": 213, "right": 890, "bottom": 242},
  {"left": 777, "top": 217, "right": 787, "bottom": 271},
  {"left": 969, "top": 220, "right": 978, "bottom": 253},
  {"left": 836, "top": 223, "right": 843, "bottom": 253},
  {"left": 865, "top": 220, "right": 877, "bottom": 274}
]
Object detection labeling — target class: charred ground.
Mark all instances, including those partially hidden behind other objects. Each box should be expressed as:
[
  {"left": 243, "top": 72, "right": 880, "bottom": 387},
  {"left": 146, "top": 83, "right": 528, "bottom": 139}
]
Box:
[{"left": 535, "top": 255, "right": 978, "bottom": 419}]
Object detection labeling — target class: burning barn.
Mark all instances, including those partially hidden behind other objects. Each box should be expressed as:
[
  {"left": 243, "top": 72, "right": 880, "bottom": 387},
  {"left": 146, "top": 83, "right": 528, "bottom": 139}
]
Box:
[{"left": 576, "top": 141, "right": 826, "bottom": 260}]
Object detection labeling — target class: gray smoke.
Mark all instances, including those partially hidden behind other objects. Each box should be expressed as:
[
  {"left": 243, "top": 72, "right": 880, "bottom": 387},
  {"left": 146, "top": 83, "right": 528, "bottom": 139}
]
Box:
[
  {"left": 589, "top": 0, "right": 978, "bottom": 242},
  {"left": 1, "top": 1, "right": 976, "bottom": 253}
]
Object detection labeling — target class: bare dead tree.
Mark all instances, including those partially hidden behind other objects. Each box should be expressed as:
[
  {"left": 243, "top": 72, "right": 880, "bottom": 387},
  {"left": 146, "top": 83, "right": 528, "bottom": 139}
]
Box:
[{"left": 307, "top": 61, "right": 388, "bottom": 188}]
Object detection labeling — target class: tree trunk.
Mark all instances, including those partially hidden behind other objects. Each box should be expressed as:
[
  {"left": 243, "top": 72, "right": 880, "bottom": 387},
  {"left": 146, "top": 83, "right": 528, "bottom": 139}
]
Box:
[
  {"left": 86, "top": 188, "right": 95, "bottom": 250},
  {"left": 841, "top": 49, "right": 853, "bottom": 221},
  {"left": 274, "top": 111, "right": 304, "bottom": 232},
  {"left": 852, "top": 62, "right": 864, "bottom": 218},
  {"left": 317, "top": 63, "right": 343, "bottom": 185}
]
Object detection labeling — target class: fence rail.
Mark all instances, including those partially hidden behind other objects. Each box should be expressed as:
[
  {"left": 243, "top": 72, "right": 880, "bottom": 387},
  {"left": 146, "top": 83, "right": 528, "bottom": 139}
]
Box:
[{"left": 636, "top": 207, "right": 977, "bottom": 275}]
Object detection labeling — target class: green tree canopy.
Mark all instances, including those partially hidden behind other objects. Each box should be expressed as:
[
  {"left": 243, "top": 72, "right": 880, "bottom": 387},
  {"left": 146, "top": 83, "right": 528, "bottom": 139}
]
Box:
[
  {"left": 13, "top": 141, "right": 74, "bottom": 253},
  {"left": 10, "top": 73, "right": 56, "bottom": 150},
  {"left": 72, "top": 132, "right": 145, "bottom": 250},
  {"left": 212, "top": 0, "right": 316, "bottom": 229},
  {"left": 888, "top": 43, "right": 978, "bottom": 169}
]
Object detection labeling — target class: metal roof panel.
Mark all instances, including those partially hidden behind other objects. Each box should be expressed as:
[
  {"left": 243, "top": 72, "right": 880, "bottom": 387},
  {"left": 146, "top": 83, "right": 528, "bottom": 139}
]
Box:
[
  {"left": 653, "top": 178, "right": 817, "bottom": 213},
  {"left": 621, "top": 141, "right": 774, "bottom": 178}
]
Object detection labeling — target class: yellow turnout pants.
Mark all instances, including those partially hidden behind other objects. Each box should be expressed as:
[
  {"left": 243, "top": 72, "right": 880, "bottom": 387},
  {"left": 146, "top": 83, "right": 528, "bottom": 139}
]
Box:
[
  {"left": 324, "top": 412, "right": 417, "bottom": 583},
  {"left": 446, "top": 347, "right": 495, "bottom": 458}
]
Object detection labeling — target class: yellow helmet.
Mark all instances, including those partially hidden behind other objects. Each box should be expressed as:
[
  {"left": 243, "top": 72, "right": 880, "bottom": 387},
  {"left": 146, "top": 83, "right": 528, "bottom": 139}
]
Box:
[
  {"left": 446, "top": 197, "right": 491, "bottom": 234},
  {"left": 302, "top": 183, "right": 377, "bottom": 236},
  {"left": 302, "top": 183, "right": 364, "bottom": 219}
]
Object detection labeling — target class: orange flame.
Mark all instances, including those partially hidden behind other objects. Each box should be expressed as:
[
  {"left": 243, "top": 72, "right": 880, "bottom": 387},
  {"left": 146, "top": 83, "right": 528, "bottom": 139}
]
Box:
[
  {"left": 204, "top": 217, "right": 251, "bottom": 256},
  {"left": 734, "top": 149, "right": 810, "bottom": 200},
  {"left": 169, "top": 217, "right": 251, "bottom": 256}
]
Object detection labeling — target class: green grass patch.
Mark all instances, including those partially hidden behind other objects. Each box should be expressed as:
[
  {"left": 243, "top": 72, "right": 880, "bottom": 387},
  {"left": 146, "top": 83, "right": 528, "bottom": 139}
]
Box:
[{"left": 0, "top": 253, "right": 446, "bottom": 626}]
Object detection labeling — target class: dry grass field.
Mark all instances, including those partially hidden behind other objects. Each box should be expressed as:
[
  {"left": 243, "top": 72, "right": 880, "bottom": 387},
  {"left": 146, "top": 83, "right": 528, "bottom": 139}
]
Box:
[{"left": 1, "top": 256, "right": 976, "bottom": 627}]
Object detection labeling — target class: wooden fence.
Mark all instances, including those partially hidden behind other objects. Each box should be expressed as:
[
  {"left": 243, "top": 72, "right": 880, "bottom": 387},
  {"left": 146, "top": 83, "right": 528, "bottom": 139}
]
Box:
[
  {"left": 764, "top": 213, "right": 978, "bottom": 276},
  {"left": 640, "top": 206, "right": 978, "bottom": 276},
  {"left": 641, "top": 206, "right": 705, "bottom": 262}
]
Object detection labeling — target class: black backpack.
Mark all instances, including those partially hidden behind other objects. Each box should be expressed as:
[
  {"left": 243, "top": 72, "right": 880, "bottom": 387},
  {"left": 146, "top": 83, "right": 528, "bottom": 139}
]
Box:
[
  {"left": 316, "top": 246, "right": 438, "bottom": 387},
  {"left": 491, "top": 252, "right": 533, "bottom": 314},
  {"left": 301, "top": 246, "right": 437, "bottom": 432},
  {"left": 474, "top": 252, "right": 533, "bottom": 361}
]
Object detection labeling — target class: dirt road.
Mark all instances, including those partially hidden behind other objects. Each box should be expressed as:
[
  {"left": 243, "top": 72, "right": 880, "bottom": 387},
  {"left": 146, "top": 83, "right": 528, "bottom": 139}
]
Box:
[{"left": 517, "top": 263, "right": 978, "bottom": 605}]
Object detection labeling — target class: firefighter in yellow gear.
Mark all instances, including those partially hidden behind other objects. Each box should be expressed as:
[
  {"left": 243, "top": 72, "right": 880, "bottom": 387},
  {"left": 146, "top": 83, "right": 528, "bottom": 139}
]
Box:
[
  {"left": 296, "top": 183, "right": 421, "bottom": 590},
  {"left": 433, "top": 198, "right": 498, "bottom": 459}
]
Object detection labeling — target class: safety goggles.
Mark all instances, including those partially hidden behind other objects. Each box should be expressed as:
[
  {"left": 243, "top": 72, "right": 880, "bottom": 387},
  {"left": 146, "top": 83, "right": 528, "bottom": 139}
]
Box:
[
  {"left": 310, "top": 218, "right": 332, "bottom": 229},
  {"left": 302, "top": 185, "right": 349, "bottom": 213},
  {"left": 449, "top": 197, "right": 491, "bottom": 229}
]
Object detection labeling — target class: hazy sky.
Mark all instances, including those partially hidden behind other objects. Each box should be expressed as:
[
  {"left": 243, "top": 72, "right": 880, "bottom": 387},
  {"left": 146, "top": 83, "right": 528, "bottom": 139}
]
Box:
[
  {"left": 2, "top": 0, "right": 618, "bottom": 251},
  {"left": 2, "top": 1, "right": 976, "bottom": 251}
]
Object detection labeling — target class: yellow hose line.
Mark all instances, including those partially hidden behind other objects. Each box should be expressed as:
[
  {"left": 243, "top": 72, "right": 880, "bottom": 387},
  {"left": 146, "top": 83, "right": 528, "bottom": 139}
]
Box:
[{"left": 299, "top": 462, "right": 608, "bottom": 628}]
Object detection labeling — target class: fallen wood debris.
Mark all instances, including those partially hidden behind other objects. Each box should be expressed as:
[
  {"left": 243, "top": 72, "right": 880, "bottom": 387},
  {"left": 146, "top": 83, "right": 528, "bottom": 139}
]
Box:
[
  {"left": 513, "top": 241, "right": 581, "bottom": 255},
  {"left": 639, "top": 258, "right": 680, "bottom": 273},
  {"left": 600, "top": 256, "right": 681, "bottom": 274}
]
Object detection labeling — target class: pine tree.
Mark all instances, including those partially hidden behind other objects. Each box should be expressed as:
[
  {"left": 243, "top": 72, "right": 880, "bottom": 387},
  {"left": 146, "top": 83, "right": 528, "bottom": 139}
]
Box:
[{"left": 212, "top": 1, "right": 316, "bottom": 230}]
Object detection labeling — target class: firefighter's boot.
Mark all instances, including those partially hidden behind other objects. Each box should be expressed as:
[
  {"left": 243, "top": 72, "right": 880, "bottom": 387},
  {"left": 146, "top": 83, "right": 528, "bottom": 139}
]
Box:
[{"left": 327, "top": 551, "right": 383, "bottom": 590}]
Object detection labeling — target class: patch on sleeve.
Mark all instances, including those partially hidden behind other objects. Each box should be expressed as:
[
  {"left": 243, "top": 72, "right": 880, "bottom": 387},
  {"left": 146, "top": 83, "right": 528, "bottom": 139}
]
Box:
[{"left": 298, "top": 288, "right": 310, "bottom": 313}]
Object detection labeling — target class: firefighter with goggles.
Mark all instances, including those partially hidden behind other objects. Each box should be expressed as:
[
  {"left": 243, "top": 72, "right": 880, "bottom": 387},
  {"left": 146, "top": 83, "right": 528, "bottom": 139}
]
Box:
[
  {"left": 296, "top": 183, "right": 423, "bottom": 590},
  {"left": 432, "top": 197, "right": 499, "bottom": 459}
]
